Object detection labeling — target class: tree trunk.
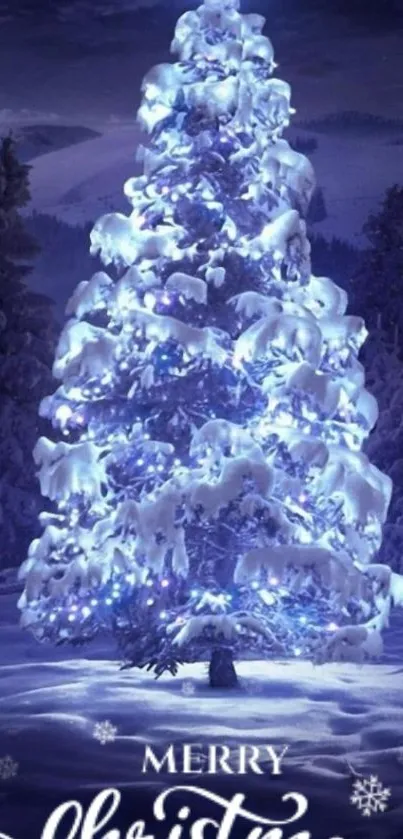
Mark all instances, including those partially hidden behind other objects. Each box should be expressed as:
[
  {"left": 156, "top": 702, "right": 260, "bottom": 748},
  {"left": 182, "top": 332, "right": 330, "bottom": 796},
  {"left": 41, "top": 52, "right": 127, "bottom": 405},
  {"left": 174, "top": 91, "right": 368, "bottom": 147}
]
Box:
[{"left": 209, "top": 647, "right": 238, "bottom": 689}]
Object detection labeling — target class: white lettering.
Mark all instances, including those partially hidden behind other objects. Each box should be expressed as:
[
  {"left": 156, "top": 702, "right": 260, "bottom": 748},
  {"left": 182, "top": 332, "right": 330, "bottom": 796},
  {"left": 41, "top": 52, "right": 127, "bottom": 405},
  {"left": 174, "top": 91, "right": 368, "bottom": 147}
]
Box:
[
  {"left": 81, "top": 789, "right": 120, "bottom": 839},
  {"left": 239, "top": 747, "right": 264, "bottom": 775},
  {"left": 183, "top": 744, "right": 204, "bottom": 774},
  {"left": 41, "top": 799, "right": 83, "bottom": 839},
  {"left": 265, "top": 746, "right": 289, "bottom": 776},
  {"left": 208, "top": 745, "right": 233, "bottom": 774},
  {"left": 142, "top": 745, "right": 176, "bottom": 774}
]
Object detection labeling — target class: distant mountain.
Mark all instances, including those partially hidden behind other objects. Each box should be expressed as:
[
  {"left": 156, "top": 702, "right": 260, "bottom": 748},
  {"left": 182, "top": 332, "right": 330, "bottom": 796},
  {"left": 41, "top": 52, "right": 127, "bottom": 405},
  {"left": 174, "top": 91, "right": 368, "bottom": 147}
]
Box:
[
  {"left": 27, "top": 124, "right": 143, "bottom": 225},
  {"left": 299, "top": 111, "right": 403, "bottom": 138},
  {"left": 25, "top": 121, "right": 403, "bottom": 247},
  {"left": 4, "top": 124, "right": 101, "bottom": 162}
]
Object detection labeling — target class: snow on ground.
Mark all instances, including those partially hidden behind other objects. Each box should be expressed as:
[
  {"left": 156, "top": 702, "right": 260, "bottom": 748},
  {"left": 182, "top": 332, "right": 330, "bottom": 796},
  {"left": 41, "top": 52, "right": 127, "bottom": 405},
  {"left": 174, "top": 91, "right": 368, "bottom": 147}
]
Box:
[
  {"left": 25, "top": 120, "right": 403, "bottom": 246},
  {"left": 1, "top": 590, "right": 403, "bottom": 839},
  {"left": 27, "top": 123, "right": 144, "bottom": 226}
]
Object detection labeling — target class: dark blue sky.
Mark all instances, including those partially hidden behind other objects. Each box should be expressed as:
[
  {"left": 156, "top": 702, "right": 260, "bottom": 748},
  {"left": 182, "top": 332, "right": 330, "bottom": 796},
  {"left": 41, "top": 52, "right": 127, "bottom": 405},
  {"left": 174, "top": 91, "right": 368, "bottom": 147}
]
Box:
[{"left": 0, "top": 0, "right": 402, "bottom": 124}]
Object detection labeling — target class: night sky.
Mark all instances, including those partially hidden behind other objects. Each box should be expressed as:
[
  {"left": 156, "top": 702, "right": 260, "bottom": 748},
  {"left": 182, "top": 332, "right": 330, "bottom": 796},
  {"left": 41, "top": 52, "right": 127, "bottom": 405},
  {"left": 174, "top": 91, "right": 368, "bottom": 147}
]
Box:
[{"left": 1, "top": 0, "right": 403, "bottom": 126}]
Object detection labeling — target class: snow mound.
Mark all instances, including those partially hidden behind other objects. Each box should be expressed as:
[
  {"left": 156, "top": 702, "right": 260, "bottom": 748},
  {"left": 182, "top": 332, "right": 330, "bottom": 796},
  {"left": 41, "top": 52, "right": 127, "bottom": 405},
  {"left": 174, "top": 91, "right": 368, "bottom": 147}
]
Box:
[{"left": 0, "top": 593, "right": 403, "bottom": 839}]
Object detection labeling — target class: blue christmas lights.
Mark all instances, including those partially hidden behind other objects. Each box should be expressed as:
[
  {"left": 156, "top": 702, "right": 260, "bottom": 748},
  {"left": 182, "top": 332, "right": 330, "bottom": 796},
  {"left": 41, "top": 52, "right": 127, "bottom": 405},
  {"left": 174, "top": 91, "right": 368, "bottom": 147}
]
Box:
[{"left": 18, "top": 0, "right": 399, "bottom": 675}]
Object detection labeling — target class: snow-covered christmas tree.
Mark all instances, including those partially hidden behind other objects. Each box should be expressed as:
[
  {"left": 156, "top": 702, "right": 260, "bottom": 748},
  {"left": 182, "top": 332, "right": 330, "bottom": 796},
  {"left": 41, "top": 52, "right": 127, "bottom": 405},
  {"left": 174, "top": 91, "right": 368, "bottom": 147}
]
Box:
[{"left": 18, "top": 0, "right": 403, "bottom": 687}]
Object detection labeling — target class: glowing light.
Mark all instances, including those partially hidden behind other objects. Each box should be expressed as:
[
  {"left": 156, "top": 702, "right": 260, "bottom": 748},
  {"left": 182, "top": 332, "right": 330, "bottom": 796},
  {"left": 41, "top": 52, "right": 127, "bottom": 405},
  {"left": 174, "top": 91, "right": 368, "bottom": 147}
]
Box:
[
  {"left": 327, "top": 622, "right": 339, "bottom": 632},
  {"left": 147, "top": 598, "right": 155, "bottom": 606},
  {"left": 294, "top": 648, "right": 302, "bottom": 657},
  {"left": 276, "top": 411, "right": 294, "bottom": 427},
  {"left": 161, "top": 579, "right": 169, "bottom": 588},
  {"left": 160, "top": 611, "right": 168, "bottom": 619},
  {"left": 144, "top": 83, "right": 159, "bottom": 100},
  {"left": 55, "top": 404, "right": 73, "bottom": 424},
  {"left": 68, "top": 387, "right": 83, "bottom": 401},
  {"left": 82, "top": 607, "right": 91, "bottom": 618},
  {"left": 270, "top": 577, "right": 279, "bottom": 586},
  {"left": 259, "top": 589, "right": 276, "bottom": 606},
  {"left": 105, "top": 598, "right": 113, "bottom": 606},
  {"left": 144, "top": 292, "right": 156, "bottom": 311}
]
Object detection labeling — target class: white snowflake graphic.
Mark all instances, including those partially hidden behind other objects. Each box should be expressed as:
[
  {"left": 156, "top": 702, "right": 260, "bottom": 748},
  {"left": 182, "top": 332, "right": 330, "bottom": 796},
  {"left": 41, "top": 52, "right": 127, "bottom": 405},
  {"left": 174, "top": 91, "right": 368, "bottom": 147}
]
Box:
[
  {"left": 0, "top": 755, "right": 19, "bottom": 780},
  {"left": 181, "top": 680, "right": 196, "bottom": 697},
  {"left": 93, "top": 720, "right": 118, "bottom": 745},
  {"left": 350, "top": 775, "right": 391, "bottom": 817}
]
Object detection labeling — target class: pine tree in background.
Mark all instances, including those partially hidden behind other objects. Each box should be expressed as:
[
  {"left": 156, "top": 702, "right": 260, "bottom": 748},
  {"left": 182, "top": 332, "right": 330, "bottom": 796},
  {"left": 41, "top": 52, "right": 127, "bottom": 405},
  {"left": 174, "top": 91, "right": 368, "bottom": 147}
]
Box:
[
  {"left": 351, "top": 185, "right": 403, "bottom": 351},
  {"left": 363, "top": 330, "right": 403, "bottom": 574},
  {"left": 19, "top": 0, "right": 403, "bottom": 687},
  {"left": 0, "top": 137, "right": 56, "bottom": 571}
]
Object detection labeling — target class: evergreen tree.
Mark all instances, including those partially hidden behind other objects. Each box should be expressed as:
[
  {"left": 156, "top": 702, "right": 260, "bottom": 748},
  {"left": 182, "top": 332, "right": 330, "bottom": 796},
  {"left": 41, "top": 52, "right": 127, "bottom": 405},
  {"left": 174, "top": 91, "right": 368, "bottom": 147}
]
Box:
[
  {"left": 0, "top": 136, "right": 55, "bottom": 570},
  {"left": 363, "top": 330, "right": 403, "bottom": 574},
  {"left": 19, "top": 0, "right": 403, "bottom": 686},
  {"left": 307, "top": 186, "right": 327, "bottom": 226},
  {"left": 351, "top": 185, "right": 403, "bottom": 347}
]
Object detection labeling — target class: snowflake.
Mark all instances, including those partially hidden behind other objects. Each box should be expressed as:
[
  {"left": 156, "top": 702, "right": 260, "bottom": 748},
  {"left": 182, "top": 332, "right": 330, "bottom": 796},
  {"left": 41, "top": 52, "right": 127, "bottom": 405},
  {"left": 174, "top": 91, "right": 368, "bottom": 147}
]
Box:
[
  {"left": 181, "top": 680, "right": 196, "bottom": 697},
  {"left": 350, "top": 775, "right": 391, "bottom": 817},
  {"left": 93, "top": 720, "right": 118, "bottom": 745},
  {"left": 0, "top": 755, "right": 19, "bottom": 780}
]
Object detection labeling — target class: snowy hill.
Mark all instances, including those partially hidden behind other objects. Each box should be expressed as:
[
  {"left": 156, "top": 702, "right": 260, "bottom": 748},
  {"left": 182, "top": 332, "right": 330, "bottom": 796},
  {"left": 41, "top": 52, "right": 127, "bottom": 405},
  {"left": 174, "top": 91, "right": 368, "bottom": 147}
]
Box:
[
  {"left": 27, "top": 123, "right": 144, "bottom": 226},
  {"left": 25, "top": 119, "right": 403, "bottom": 245},
  {"left": 10, "top": 124, "right": 101, "bottom": 162}
]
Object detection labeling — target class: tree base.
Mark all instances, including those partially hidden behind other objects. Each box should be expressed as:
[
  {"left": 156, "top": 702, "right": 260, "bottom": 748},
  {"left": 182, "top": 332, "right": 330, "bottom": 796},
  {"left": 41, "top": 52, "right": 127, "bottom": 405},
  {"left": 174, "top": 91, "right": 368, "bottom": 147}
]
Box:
[{"left": 209, "top": 648, "right": 238, "bottom": 689}]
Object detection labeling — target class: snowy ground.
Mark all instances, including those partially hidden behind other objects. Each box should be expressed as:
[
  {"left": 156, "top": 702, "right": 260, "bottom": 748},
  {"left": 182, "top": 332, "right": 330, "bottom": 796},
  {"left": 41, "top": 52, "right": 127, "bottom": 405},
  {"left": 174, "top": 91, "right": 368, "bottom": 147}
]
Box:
[{"left": 1, "top": 587, "right": 403, "bottom": 839}]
